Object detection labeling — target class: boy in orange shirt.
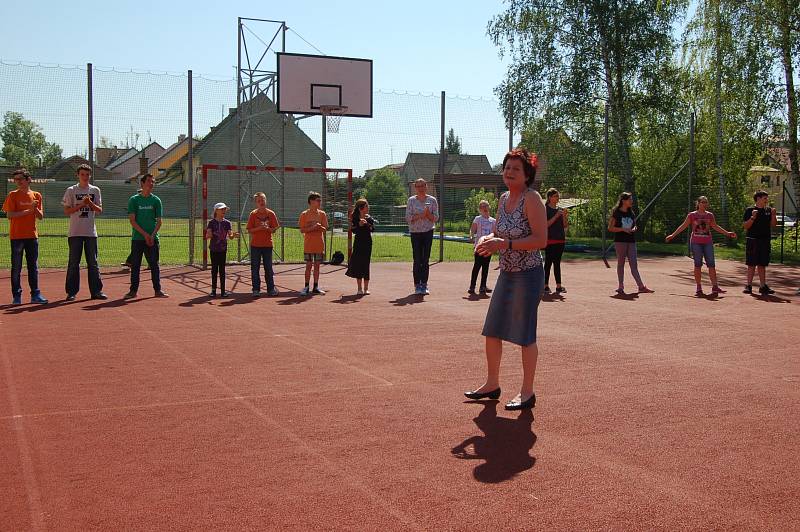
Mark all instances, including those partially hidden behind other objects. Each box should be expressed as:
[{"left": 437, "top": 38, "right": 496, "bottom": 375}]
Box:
[
  {"left": 246, "top": 192, "right": 280, "bottom": 296},
  {"left": 2, "top": 169, "right": 48, "bottom": 305},
  {"left": 298, "top": 191, "right": 328, "bottom": 295}
]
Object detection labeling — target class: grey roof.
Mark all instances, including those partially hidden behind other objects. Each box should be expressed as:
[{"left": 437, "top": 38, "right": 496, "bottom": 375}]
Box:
[
  {"left": 106, "top": 143, "right": 163, "bottom": 171},
  {"left": 402, "top": 153, "right": 493, "bottom": 182}
]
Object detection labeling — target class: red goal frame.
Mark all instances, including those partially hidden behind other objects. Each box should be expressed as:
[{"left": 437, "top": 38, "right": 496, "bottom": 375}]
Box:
[{"left": 201, "top": 164, "right": 353, "bottom": 267}]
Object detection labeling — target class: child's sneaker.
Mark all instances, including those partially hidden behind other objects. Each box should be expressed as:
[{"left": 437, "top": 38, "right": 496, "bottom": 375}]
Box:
[
  {"left": 268, "top": 288, "right": 279, "bottom": 296},
  {"left": 543, "top": 286, "right": 551, "bottom": 294},
  {"left": 759, "top": 284, "right": 775, "bottom": 295},
  {"left": 12, "top": 295, "right": 22, "bottom": 305},
  {"left": 556, "top": 286, "right": 566, "bottom": 294},
  {"left": 695, "top": 287, "right": 704, "bottom": 296},
  {"left": 31, "top": 293, "right": 49, "bottom": 304},
  {"left": 312, "top": 286, "right": 325, "bottom": 295},
  {"left": 743, "top": 285, "right": 752, "bottom": 294},
  {"left": 209, "top": 290, "right": 217, "bottom": 297},
  {"left": 300, "top": 286, "right": 310, "bottom": 296},
  {"left": 252, "top": 289, "right": 261, "bottom": 296},
  {"left": 711, "top": 285, "right": 725, "bottom": 294},
  {"left": 638, "top": 286, "right": 654, "bottom": 293}
]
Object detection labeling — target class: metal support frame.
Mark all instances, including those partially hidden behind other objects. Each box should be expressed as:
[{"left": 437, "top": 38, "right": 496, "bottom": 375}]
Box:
[{"left": 237, "top": 18, "right": 287, "bottom": 263}]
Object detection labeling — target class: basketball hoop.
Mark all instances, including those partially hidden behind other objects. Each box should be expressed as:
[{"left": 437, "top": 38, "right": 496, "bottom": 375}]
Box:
[{"left": 320, "top": 105, "right": 348, "bottom": 133}]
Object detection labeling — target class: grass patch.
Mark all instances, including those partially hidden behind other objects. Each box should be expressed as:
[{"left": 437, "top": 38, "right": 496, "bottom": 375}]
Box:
[{"left": 2, "top": 219, "right": 798, "bottom": 268}]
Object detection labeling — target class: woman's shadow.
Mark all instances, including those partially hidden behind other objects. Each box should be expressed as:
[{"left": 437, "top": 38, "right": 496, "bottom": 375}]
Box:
[{"left": 451, "top": 401, "right": 537, "bottom": 483}]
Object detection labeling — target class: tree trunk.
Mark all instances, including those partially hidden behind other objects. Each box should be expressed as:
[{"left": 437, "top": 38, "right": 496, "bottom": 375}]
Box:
[
  {"left": 714, "top": 1, "right": 728, "bottom": 225},
  {"left": 778, "top": 3, "right": 800, "bottom": 211}
]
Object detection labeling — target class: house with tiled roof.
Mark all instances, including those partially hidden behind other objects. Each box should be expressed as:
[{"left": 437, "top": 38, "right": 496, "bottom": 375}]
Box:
[
  {"left": 106, "top": 142, "right": 165, "bottom": 182},
  {"left": 163, "top": 92, "right": 326, "bottom": 222},
  {"left": 749, "top": 143, "right": 798, "bottom": 215}
]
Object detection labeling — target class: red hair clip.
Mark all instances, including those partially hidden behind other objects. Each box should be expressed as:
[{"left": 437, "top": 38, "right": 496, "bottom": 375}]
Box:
[{"left": 529, "top": 153, "right": 539, "bottom": 169}]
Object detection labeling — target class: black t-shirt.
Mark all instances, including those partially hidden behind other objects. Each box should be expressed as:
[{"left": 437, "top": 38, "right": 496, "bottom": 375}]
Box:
[
  {"left": 744, "top": 206, "right": 772, "bottom": 239},
  {"left": 546, "top": 205, "right": 566, "bottom": 242},
  {"left": 612, "top": 209, "right": 636, "bottom": 242}
]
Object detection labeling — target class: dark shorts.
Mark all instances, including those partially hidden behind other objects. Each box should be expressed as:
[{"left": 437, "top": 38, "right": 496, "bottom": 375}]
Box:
[
  {"left": 304, "top": 253, "right": 324, "bottom": 263},
  {"left": 745, "top": 238, "right": 770, "bottom": 267}
]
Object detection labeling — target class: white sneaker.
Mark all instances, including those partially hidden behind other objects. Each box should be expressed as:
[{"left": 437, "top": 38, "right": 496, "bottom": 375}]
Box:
[
  {"left": 364, "top": 290, "right": 370, "bottom": 295},
  {"left": 300, "top": 286, "right": 310, "bottom": 296},
  {"left": 312, "top": 287, "right": 325, "bottom": 295},
  {"left": 357, "top": 289, "right": 364, "bottom": 295}
]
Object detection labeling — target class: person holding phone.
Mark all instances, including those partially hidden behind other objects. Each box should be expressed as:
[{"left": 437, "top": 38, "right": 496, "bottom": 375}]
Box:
[
  {"left": 247, "top": 192, "right": 280, "bottom": 296},
  {"left": 62, "top": 163, "right": 107, "bottom": 301},
  {"left": 742, "top": 190, "right": 778, "bottom": 295},
  {"left": 608, "top": 192, "right": 653, "bottom": 294},
  {"left": 405, "top": 178, "right": 439, "bottom": 295},
  {"left": 543, "top": 188, "right": 568, "bottom": 294},
  {"left": 2, "top": 168, "right": 48, "bottom": 305}
]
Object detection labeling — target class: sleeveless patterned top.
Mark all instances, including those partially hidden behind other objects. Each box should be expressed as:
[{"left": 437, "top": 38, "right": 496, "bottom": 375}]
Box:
[{"left": 496, "top": 191, "right": 543, "bottom": 272}]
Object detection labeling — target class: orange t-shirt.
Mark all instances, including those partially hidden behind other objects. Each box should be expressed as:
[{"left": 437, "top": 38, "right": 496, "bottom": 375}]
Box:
[
  {"left": 2, "top": 189, "right": 42, "bottom": 240},
  {"left": 298, "top": 209, "right": 328, "bottom": 254},
  {"left": 246, "top": 208, "right": 279, "bottom": 248}
]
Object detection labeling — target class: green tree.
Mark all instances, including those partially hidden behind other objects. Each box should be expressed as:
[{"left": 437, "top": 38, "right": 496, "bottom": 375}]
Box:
[
  {"left": 749, "top": 0, "right": 800, "bottom": 206},
  {"left": 446, "top": 128, "right": 462, "bottom": 155},
  {"left": 488, "top": 0, "right": 687, "bottom": 197},
  {"left": 363, "top": 168, "right": 405, "bottom": 207},
  {"left": 464, "top": 188, "right": 499, "bottom": 224},
  {"left": 0, "top": 111, "right": 62, "bottom": 168}
]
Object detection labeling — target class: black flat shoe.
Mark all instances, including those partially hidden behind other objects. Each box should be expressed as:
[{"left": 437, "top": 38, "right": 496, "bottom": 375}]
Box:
[
  {"left": 464, "top": 388, "right": 501, "bottom": 400},
  {"left": 505, "top": 393, "right": 536, "bottom": 410}
]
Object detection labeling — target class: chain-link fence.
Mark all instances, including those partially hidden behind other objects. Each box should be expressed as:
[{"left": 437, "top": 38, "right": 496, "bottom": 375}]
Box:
[{"left": 2, "top": 61, "right": 798, "bottom": 268}]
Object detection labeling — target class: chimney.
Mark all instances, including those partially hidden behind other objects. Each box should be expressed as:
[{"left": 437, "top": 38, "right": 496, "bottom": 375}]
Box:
[
  {"left": 139, "top": 151, "right": 149, "bottom": 176},
  {"left": 179, "top": 134, "right": 186, "bottom": 143}
]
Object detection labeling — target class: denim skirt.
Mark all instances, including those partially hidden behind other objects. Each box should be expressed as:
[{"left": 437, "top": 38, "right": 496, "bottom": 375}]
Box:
[{"left": 481, "top": 266, "right": 544, "bottom": 346}]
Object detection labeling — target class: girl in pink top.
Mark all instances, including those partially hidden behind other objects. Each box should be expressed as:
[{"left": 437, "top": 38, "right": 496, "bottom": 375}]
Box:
[{"left": 666, "top": 196, "right": 736, "bottom": 295}]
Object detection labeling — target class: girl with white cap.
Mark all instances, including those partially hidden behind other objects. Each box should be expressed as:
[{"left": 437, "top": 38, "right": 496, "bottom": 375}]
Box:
[{"left": 205, "top": 202, "right": 237, "bottom": 296}]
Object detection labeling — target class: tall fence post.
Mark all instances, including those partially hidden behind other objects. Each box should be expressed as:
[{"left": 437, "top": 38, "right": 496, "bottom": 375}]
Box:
[
  {"left": 688, "top": 111, "right": 695, "bottom": 254},
  {"left": 781, "top": 182, "right": 786, "bottom": 264},
  {"left": 602, "top": 103, "right": 609, "bottom": 260},
  {"left": 188, "top": 70, "right": 194, "bottom": 265},
  {"left": 87, "top": 63, "right": 94, "bottom": 182},
  {"left": 438, "top": 91, "right": 446, "bottom": 262},
  {"left": 508, "top": 95, "right": 514, "bottom": 151}
]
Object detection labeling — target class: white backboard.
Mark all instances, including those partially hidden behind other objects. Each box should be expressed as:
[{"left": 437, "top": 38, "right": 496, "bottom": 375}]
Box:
[{"left": 277, "top": 52, "right": 373, "bottom": 117}]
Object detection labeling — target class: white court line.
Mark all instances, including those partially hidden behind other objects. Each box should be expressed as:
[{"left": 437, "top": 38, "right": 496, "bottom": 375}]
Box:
[
  {"left": 113, "top": 305, "right": 420, "bottom": 528},
  {"left": 0, "top": 381, "right": 394, "bottom": 422},
  {"left": 0, "top": 331, "right": 46, "bottom": 531}
]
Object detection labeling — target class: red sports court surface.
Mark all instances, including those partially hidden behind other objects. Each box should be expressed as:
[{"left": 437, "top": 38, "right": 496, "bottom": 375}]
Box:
[{"left": 1, "top": 257, "right": 798, "bottom": 530}]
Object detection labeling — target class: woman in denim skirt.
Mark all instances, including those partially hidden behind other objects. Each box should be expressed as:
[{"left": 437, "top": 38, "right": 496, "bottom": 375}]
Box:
[{"left": 464, "top": 148, "right": 547, "bottom": 411}]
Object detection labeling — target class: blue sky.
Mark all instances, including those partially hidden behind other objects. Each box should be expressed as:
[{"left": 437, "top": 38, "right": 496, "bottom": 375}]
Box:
[
  {"left": 1, "top": 1, "right": 517, "bottom": 175},
  {"left": 2, "top": 0, "right": 510, "bottom": 97}
]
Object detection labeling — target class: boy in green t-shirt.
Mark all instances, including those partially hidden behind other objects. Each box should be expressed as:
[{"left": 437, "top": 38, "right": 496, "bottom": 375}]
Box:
[{"left": 124, "top": 174, "right": 168, "bottom": 298}]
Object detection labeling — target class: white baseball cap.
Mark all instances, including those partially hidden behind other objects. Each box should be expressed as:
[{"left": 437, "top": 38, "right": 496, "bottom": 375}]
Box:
[{"left": 213, "top": 202, "right": 228, "bottom": 211}]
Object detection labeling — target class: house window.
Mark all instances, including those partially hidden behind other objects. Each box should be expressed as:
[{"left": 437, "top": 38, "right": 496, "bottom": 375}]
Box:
[{"left": 760, "top": 175, "right": 771, "bottom": 186}]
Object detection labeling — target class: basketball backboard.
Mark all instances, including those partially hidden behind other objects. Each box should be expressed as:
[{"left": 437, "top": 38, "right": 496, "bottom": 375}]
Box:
[{"left": 277, "top": 52, "right": 372, "bottom": 118}]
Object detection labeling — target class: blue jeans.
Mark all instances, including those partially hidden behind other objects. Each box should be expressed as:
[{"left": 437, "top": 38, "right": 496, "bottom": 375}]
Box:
[
  {"left": 410, "top": 230, "right": 433, "bottom": 285},
  {"left": 690, "top": 242, "right": 716, "bottom": 268},
  {"left": 10, "top": 238, "right": 40, "bottom": 298},
  {"left": 129, "top": 239, "right": 161, "bottom": 292},
  {"left": 250, "top": 246, "right": 274, "bottom": 292},
  {"left": 66, "top": 236, "right": 103, "bottom": 296}
]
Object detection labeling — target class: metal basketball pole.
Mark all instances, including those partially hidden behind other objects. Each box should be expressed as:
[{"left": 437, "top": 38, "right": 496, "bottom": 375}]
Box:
[{"left": 438, "top": 91, "right": 446, "bottom": 263}]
